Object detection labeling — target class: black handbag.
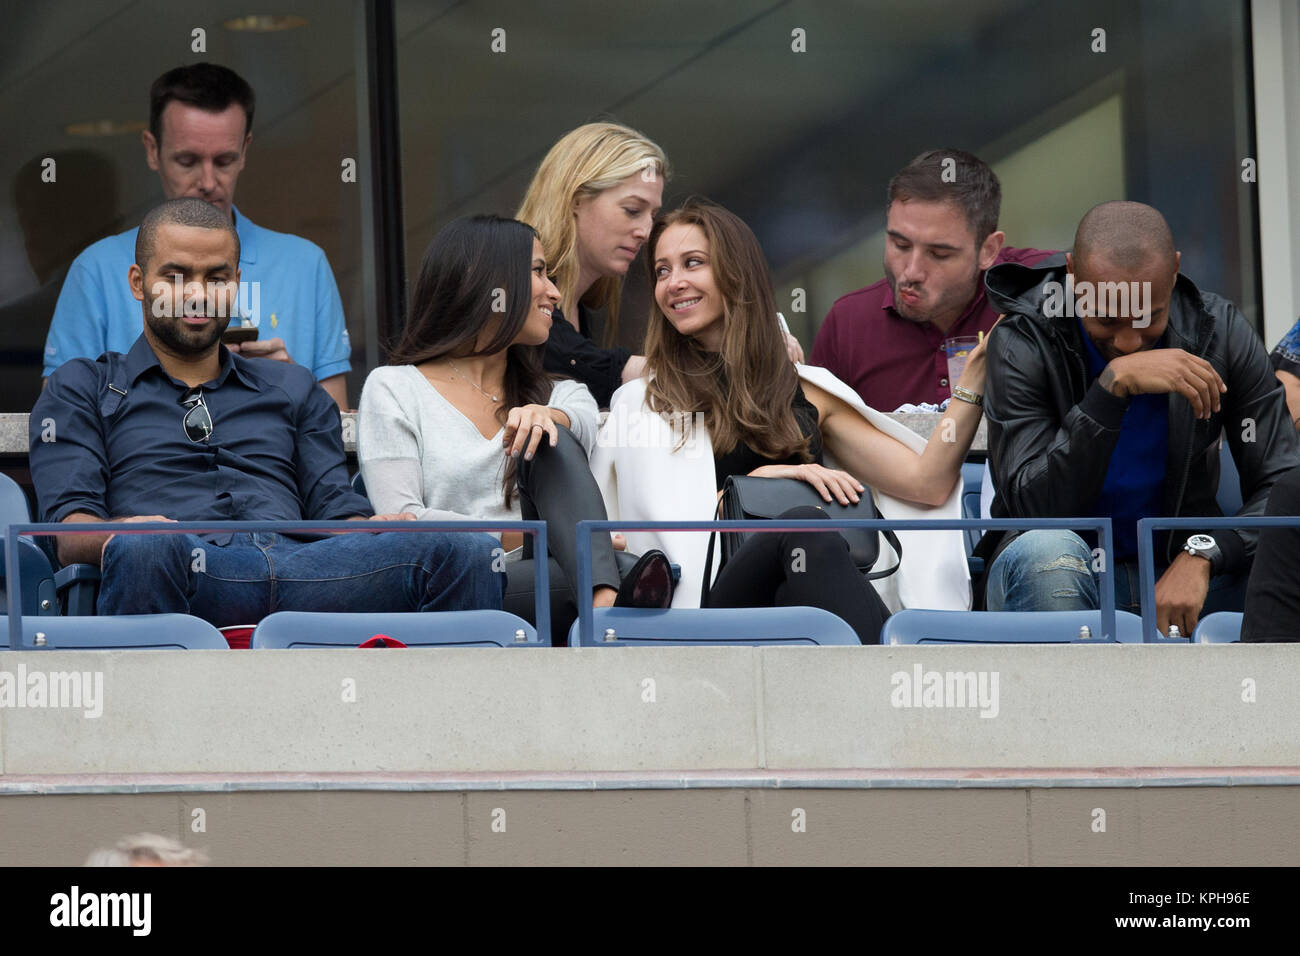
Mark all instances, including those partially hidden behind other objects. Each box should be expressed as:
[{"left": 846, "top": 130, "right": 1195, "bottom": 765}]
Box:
[{"left": 702, "top": 475, "right": 902, "bottom": 598}]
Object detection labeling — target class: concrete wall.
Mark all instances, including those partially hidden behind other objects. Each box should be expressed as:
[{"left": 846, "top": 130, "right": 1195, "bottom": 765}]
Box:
[
  {"left": 2, "top": 647, "right": 1296, "bottom": 775},
  {"left": 3, "top": 784, "right": 1299, "bottom": 866},
  {"left": 2, "top": 645, "right": 1298, "bottom": 864}
]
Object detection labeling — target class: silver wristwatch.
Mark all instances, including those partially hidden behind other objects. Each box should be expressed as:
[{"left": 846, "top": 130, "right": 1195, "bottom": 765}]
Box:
[{"left": 1183, "top": 533, "right": 1221, "bottom": 569}]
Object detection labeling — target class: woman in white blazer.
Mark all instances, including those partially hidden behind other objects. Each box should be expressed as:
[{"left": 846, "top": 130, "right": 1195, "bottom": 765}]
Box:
[{"left": 590, "top": 199, "right": 990, "bottom": 640}]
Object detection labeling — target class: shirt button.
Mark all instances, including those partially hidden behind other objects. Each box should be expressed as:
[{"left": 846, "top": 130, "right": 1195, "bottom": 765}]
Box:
[
  {"left": 940, "top": 378, "right": 948, "bottom": 387},
  {"left": 570, "top": 359, "right": 576, "bottom": 366}
]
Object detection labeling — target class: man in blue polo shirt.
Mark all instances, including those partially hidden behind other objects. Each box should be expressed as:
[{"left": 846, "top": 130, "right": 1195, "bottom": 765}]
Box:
[
  {"left": 979, "top": 201, "right": 1299, "bottom": 637},
  {"left": 43, "top": 62, "right": 351, "bottom": 408},
  {"left": 31, "top": 198, "right": 501, "bottom": 623}
]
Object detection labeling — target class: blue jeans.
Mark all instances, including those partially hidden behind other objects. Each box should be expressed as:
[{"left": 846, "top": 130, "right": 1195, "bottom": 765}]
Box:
[
  {"left": 985, "top": 529, "right": 1247, "bottom": 614},
  {"left": 97, "top": 531, "right": 505, "bottom": 626}
]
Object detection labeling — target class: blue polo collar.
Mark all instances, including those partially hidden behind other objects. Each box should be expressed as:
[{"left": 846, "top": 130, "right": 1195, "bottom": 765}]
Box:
[{"left": 231, "top": 206, "right": 258, "bottom": 265}]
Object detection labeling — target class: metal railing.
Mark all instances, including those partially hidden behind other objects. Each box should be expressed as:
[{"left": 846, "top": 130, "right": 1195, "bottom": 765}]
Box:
[
  {"left": 4, "top": 519, "right": 548, "bottom": 649},
  {"left": 575, "top": 517, "right": 1116, "bottom": 647}
]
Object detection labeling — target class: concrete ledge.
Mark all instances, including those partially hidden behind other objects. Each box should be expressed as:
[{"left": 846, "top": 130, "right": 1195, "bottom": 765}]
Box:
[
  {"left": 2, "top": 645, "right": 1296, "bottom": 775},
  {"left": 2, "top": 785, "right": 1297, "bottom": 866},
  {"left": 4, "top": 766, "right": 1300, "bottom": 794}
]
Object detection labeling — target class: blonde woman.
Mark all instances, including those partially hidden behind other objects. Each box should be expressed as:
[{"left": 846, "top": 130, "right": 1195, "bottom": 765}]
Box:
[{"left": 517, "top": 122, "right": 667, "bottom": 407}]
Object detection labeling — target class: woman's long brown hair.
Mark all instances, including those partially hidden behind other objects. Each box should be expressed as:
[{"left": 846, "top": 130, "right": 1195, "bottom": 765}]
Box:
[{"left": 643, "top": 198, "right": 811, "bottom": 462}]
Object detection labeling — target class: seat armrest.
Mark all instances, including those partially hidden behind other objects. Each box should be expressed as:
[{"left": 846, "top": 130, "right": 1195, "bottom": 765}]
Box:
[{"left": 54, "top": 564, "right": 101, "bottom": 616}]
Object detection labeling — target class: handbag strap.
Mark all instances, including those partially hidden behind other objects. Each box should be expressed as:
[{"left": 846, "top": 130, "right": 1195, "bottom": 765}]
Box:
[
  {"left": 700, "top": 489, "right": 727, "bottom": 605},
  {"left": 864, "top": 527, "right": 903, "bottom": 580}
]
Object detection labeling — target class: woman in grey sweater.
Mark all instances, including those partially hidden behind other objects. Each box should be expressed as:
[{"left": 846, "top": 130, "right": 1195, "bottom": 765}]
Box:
[{"left": 357, "top": 215, "right": 672, "bottom": 640}]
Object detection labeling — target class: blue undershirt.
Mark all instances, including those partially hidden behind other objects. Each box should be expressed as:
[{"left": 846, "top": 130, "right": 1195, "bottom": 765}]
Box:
[{"left": 1078, "top": 320, "right": 1168, "bottom": 560}]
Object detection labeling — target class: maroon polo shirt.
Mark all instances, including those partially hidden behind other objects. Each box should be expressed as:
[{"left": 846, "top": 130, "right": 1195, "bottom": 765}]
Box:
[{"left": 811, "top": 246, "right": 1056, "bottom": 410}]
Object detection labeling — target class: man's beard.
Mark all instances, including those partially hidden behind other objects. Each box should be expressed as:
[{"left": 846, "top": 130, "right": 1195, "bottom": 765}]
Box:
[
  {"left": 142, "top": 290, "right": 230, "bottom": 356},
  {"left": 886, "top": 262, "right": 981, "bottom": 325}
]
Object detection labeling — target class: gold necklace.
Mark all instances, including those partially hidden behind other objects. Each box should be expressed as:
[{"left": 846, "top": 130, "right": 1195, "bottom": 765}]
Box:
[{"left": 447, "top": 360, "right": 500, "bottom": 403}]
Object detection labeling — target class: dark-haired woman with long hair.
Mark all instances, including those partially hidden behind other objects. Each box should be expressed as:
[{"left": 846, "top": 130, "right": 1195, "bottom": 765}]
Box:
[
  {"left": 591, "top": 199, "right": 989, "bottom": 642},
  {"left": 358, "top": 215, "right": 673, "bottom": 636}
]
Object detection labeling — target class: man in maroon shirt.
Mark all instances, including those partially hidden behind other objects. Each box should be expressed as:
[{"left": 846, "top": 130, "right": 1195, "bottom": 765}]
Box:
[{"left": 811, "top": 149, "right": 1055, "bottom": 410}]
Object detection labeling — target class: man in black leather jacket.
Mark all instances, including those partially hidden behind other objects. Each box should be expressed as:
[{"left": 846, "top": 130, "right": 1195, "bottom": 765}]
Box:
[{"left": 980, "top": 201, "right": 1299, "bottom": 637}]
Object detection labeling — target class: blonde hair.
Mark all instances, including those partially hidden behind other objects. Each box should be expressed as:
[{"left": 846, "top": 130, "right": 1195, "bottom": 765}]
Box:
[{"left": 516, "top": 122, "right": 668, "bottom": 342}]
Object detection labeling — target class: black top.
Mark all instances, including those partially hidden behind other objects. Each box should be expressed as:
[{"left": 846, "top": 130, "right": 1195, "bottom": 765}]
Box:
[
  {"left": 713, "top": 382, "right": 823, "bottom": 488},
  {"left": 543, "top": 302, "right": 632, "bottom": 408},
  {"left": 1242, "top": 464, "right": 1300, "bottom": 641},
  {"left": 30, "top": 335, "right": 371, "bottom": 543}
]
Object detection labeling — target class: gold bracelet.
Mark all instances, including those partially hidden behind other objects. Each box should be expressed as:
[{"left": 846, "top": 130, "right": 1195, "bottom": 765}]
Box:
[{"left": 951, "top": 384, "right": 984, "bottom": 407}]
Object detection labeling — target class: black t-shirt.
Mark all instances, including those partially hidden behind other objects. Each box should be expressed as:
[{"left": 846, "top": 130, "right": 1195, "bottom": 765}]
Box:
[
  {"left": 713, "top": 382, "right": 823, "bottom": 489},
  {"left": 543, "top": 303, "right": 631, "bottom": 408}
]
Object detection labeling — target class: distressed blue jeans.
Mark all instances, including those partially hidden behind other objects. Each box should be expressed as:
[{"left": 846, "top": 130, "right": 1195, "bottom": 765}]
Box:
[
  {"left": 985, "top": 529, "right": 1246, "bottom": 615},
  {"left": 97, "top": 530, "right": 505, "bottom": 626}
]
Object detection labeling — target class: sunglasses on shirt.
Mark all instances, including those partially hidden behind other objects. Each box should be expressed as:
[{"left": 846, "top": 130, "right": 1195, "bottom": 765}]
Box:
[{"left": 179, "top": 387, "right": 214, "bottom": 444}]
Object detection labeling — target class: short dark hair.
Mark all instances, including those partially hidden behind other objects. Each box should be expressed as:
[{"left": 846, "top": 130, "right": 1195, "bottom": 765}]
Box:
[
  {"left": 149, "top": 63, "right": 255, "bottom": 144},
  {"left": 887, "top": 149, "right": 1001, "bottom": 243},
  {"left": 135, "top": 197, "right": 240, "bottom": 271},
  {"left": 1073, "top": 200, "right": 1176, "bottom": 273}
]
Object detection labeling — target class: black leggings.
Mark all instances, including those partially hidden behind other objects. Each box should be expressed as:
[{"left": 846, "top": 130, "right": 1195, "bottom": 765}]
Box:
[
  {"left": 504, "top": 425, "right": 619, "bottom": 642},
  {"left": 704, "top": 506, "right": 890, "bottom": 644}
]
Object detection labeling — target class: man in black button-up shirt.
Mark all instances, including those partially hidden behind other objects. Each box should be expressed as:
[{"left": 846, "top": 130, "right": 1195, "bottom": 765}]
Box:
[{"left": 31, "top": 198, "right": 503, "bottom": 623}]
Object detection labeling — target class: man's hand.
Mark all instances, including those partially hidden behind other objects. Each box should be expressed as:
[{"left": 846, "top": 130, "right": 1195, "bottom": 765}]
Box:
[
  {"left": 621, "top": 355, "right": 648, "bottom": 383},
  {"left": 1154, "top": 550, "right": 1212, "bottom": 637},
  {"left": 368, "top": 512, "right": 416, "bottom": 521},
  {"left": 227, "top": 336, "right": 292, "bottom": 364},
  {"left": 783, "top": 331, "right": 805, "bottom": 364},
  {"left": 1100, "top": 349, "right": 1226, "bottom": 419},
  {"left": 100, "top": 515, "right": 176, "bottom": 562}
]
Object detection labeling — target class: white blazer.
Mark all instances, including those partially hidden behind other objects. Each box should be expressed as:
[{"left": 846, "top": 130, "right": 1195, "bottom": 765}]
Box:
[{"left": 589, "top": 365, "right": 971, "bottom": 611}]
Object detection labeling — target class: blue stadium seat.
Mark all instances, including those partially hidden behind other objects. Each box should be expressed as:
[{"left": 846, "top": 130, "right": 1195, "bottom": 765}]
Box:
[
  {"left": 351, "top": 470, "right": 367, "bottom": 499},
  {"left": 1217, "top": 440, "right": 1243, "bottom": 515},
  {"left": 1193, "top": 612, "right": 1242, "bottom": 644},
  {"left": 960, "top": 461, "right": 984, "bottom": 576},
  {"left": 250, "top": 610, "right": 545, "bottom": 648},
  {"left": 0, "top": 472, "right": 99, "bottom": 616},
  {"left": 4, "top": 614, "right": 227, "bottom": 649},
  {"left": 880, "top": 609, "right": 1150, "bottom": 644},
  {"left": 570, "top": 605, "right": 860, "bottom": 646}
]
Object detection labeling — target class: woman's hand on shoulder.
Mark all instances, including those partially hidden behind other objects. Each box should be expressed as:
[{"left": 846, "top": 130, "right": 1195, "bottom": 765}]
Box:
[
  {"left": 503, "top": 404, "right": 561, "bottom": 460},
  {"left": 747, "top": 462, "right": 863, "bottom": 505}
]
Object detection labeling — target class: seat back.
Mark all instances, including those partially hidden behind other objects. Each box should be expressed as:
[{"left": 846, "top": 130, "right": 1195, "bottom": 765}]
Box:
[
  {"left": 1193, "top": 611, "right": 1242, "bottom": 644},
  {"left": 1217, "top": 441, "right": 1243, "bottom": 515},
  {"left": 960, "top": 462, "right": 983, "bottom": 549},
  {"left": 0, "top": 538, "right": 60, "bottom": 617},
  {"left": 250, "top": 610, "right": 545, "bottom": 648},
  {"left": 570, "top": 605, "right": 860, "bottom": 647},
  {"left": 5, "top": 614, "right": 228, "bottom": 649},
  {"left": 880, "top": 609, "right": 1148, "bottom": 645},
  {"left": 351, "top": 470, "right": 367, "bottom": 499}
]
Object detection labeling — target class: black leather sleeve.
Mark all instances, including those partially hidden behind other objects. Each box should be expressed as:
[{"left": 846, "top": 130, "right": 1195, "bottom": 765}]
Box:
[
  {"left": 543, "top": 311, "right": 631, "bottom": 409},
  {"left": 985, "top": 314, "right": 1129, "bottom": 518}
]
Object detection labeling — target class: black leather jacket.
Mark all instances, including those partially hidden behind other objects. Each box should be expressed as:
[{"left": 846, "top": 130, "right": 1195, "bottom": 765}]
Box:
[{"left": 982, "top": 256, "right": 1299, "bottom": 575}]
